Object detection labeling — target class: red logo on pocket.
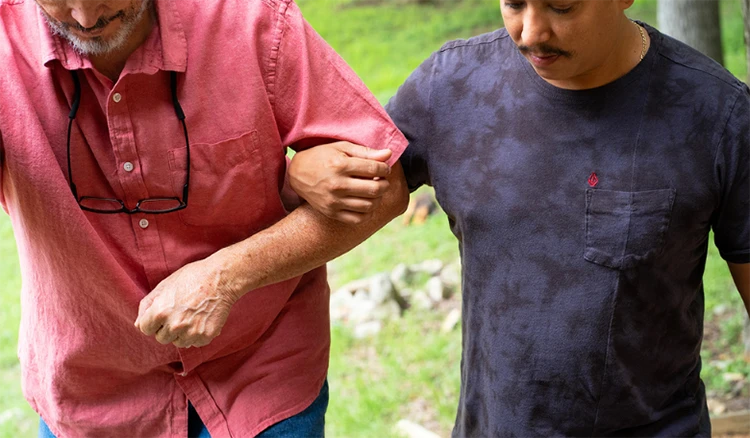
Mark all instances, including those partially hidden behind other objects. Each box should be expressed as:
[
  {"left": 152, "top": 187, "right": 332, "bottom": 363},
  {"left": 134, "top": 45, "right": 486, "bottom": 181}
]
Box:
[{"left": 588, "top": 172, "right": 599, "bottom": 187}]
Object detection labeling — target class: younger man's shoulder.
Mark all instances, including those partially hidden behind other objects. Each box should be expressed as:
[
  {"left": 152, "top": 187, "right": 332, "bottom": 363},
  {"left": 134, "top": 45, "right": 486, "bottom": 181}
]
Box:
[
  {"left": 424, "top": 28, "right": 515, "bottom": 73},
  {"left": 653, "top": 25, "right": 746, "bottom": 93},
  {"left": 438, "top": 28, "right": 512, "bottom": 55}
]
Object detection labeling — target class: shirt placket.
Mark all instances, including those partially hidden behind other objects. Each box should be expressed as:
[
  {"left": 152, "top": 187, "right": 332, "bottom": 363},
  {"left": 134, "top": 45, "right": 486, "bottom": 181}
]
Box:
[{"left": 106, "top": 78, "right": 172, "bottom": 289}]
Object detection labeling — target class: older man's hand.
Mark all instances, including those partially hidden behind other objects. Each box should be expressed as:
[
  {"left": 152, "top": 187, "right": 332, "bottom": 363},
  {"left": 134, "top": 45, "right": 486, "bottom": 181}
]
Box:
[{"left": 134, "top": 254, "right": 240, "bottom": 348}]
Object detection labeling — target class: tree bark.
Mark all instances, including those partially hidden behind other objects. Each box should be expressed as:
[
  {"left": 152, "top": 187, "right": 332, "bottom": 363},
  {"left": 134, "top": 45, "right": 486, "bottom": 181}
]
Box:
[
  {"left": 657, "top": 0, "right": 724, "bottom": 65},
  {"left": 743, "top": 0, "right": 750, "bottom": 83}
]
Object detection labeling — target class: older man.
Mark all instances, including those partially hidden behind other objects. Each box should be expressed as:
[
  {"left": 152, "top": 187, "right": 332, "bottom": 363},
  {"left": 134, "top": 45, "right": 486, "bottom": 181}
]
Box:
[
  {"left": 0, "top": 0, "right": 408, "bottom": 436},
  {"left": 289, "top": 0, "right": 750, "bottom": 436}
]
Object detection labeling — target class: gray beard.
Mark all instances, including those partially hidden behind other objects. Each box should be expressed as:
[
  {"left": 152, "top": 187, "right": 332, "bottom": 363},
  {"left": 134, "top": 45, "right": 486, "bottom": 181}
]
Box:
[{"left": 42, "top": 0, "right": 152, "bottom": 56}]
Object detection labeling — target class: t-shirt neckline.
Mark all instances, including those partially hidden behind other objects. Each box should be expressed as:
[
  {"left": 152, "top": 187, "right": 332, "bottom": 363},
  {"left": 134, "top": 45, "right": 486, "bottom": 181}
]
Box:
[{"left": 515, "top": 21, "right": 660, "bottom": 104}]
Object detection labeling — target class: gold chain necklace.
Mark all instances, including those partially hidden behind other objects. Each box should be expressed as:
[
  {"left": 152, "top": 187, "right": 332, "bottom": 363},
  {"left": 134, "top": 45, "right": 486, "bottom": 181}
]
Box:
[{"left": 635, "top": 21, "right": 646, "bottom": 61}]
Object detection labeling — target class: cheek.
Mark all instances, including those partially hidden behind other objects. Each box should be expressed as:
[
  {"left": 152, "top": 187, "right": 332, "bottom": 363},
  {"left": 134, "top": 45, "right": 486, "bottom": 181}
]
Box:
[
  {"left": 501, "top": 14, "right": 521, "bottom": 41},
  {"left": 36, "top": 2, "right": 68, "bottom": 23},
  {"left": 126, "top": 0, "right": 146, "bottom": 12}
]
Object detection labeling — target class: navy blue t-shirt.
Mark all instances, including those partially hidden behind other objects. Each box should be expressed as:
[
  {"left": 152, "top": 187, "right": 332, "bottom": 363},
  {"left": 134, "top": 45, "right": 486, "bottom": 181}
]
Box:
[{"left": 388, "top": 23, "right": 750, "bottom": 437}]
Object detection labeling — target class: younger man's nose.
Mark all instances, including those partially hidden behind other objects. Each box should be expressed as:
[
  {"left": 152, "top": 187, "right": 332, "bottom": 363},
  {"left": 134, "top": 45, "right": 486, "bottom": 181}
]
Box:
[{"left": 520, "top": 11, "right": 552, "bottom": 48}]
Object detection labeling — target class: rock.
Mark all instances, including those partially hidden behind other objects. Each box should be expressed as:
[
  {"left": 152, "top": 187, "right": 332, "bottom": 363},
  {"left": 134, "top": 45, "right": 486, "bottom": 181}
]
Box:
[
  {"left": 353, "top": 289, "right": 368, "bottom": 301},
  {"left": 0, "top": 408, "right": 23, "bottom": 425},
  {"left": 395, "top": 419, "right": 441, "bottom": 438},
  {"left": 354, "top": 321, "right": 382, "bottom": 339},
  {"left": 391, "top": 263, "right": 413, "bottom": 290},
  {"left": 348, "top": 292, "right": 377, "bottom": 325},
  {"left": 441, "top": 308, "right": 461, "bottom": 333},
  {"left": 440, "top": 260, "right": 462, "bottom": 289},
  {"left": 730, "top": 379, "right": 745, "bottom": 397},
  {"left": 710, "top": 359, "right": 732, "bottom": 370},
  {"left": 399, "top": 287, "right": 414, "bottom": 299},
  {"left": 369, "top": 273, "right": 395, "bottom": 304},
  {"left": 329, "top": 288, "right": 354, "bottom": 321},
  {"left": 427, "top": 277, "right": 449, "bottom": 301},
  {"left": 411, "top": 290, "right": 434, "bottom": 310},
  {"left": 723, "top": 372, "right": 746, "bottom": 383},
  {"left": 338, "top": 278, "right": 371, "bottom": 295},
  {"left": 707, "top": 398, "right": 727, "bottom": 415},
  {"left": 413, "top": 259, "right": 444, "bottom": 276},
  {"left": 712, "top": 303, "right": 729, "bottom": 316},
  {"left": 371, "top": 300, "right": 402, "bottom": 321}
]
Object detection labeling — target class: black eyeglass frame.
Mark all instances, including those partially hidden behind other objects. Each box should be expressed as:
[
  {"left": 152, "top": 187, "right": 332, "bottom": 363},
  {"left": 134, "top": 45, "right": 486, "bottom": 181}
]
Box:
[{"left": 66, "top": 70, "right": 191, "bottom": 215}]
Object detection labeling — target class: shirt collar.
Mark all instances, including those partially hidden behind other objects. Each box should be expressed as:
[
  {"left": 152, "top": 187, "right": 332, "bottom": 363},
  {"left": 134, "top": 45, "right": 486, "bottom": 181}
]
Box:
[{"left": 39, "top": 0, "right": 186, "bottom": 73}]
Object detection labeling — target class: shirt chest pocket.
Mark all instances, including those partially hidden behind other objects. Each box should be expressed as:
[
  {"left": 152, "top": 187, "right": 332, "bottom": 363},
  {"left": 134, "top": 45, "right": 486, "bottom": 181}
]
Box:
[
  {"left": 584, "top": 188, "right": 676, "bottom": 270},
  {"left": 168, "top": 130, "right": 268, "bottom": 227}
]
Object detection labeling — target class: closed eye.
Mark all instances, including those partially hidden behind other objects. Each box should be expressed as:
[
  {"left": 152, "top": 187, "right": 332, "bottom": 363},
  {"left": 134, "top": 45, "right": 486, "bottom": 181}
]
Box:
[
  {"left": 504, "top": 1, "right": 525, "bottom": 11},
  {"left": 551, "top": 6, "right": 573, "bottom": 14}
]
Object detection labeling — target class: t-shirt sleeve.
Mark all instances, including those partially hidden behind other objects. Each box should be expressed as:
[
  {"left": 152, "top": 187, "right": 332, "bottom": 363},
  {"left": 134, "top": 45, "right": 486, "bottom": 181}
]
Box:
[
  {"left": 270, "top": 0, "right": 406, "bottom": 166},
  {"left": 712, "top": 84, "right": 750, "bottom": 264},
  {"left": 385, "top": 53, "right": 436, "bottom": 192}
]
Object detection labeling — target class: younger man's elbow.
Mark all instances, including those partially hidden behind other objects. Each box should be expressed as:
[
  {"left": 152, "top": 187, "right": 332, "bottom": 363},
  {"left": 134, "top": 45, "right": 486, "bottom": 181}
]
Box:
[{"left": 383, "top": 161, "right": 410, "bottom": 220}]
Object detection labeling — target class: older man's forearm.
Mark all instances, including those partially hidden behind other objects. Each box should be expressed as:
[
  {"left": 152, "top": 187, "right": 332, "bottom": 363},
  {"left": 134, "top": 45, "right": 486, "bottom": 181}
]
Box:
[{"left": 217, "top": 162, "right": 409, "bottom": 301}]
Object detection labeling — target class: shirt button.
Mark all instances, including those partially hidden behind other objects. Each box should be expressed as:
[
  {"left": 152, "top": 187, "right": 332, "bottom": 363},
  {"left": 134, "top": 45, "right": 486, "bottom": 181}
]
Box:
[
  {"left": 123, "top": 162, "right": 134, "bottom": 172},
  {"left": 113, "top": 93, "right": 122, "bottom": 103},
  {"left": 139, "top": 219, "right": 149, "bottom": 229}
]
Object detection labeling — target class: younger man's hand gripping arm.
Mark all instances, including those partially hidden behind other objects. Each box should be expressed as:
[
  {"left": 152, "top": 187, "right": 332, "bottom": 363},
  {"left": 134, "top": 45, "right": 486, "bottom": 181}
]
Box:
[{"left": 288, "top": 142, "right": 395, "bottom": 224}]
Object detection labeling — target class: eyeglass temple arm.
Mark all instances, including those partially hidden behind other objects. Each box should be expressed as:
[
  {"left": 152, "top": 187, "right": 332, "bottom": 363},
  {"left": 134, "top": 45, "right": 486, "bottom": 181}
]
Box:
[
  {"left": 171, "top": 71, "right": 190, "bottom": 204},
  {"left": 66, "top": 71, "right": 188, "bottom": 204},
  {"left": 68, "top": 70, "right": 82, "bottom": 200}
]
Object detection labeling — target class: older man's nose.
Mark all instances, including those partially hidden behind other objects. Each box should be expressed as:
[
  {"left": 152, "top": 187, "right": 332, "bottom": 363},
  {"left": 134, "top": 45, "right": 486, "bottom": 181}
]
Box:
[{"left": 69, "top": 2, "right": 107, "bottom": 29}]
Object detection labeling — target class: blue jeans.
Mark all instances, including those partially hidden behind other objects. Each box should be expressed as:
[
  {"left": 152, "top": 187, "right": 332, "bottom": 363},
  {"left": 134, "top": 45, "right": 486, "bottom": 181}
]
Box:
[{"left": 39, "top": 380, "right": 329, "bottom": 438}]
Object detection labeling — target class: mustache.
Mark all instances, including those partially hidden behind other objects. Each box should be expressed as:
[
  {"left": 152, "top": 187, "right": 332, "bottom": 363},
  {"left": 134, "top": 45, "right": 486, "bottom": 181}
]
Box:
[
  {"left": 518, "top": 44, "right": 573, "bottom": 58},
  {"left": 61, "top": 10, "right": 125, "bottom": 34}
]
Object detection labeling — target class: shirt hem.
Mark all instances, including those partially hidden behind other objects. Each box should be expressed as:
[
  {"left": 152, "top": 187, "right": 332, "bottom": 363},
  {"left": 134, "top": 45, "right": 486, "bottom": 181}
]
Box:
[{"left": 246, "top": 376, "right": 327, "bottom": 437}]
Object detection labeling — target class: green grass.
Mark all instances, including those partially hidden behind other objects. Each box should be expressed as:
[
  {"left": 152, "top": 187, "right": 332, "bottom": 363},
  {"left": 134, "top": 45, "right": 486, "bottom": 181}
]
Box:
[
  {"left": 0, "top": 216, "right": 35, "bottom": 436},
  {"left": 0, "top": 214, "right": 21, "bottom": 367},
  {"left": 329, "top": 191, "right": 458, "bottom": 287},
  {"left": 298, "top": 0, "right": 502, "bottom": 102},
  {"left": 0, "top": 0, "right": 748, "bottom": 436},
  {"left": 327, "top": 311, "right": 462, "bottom": 437}
]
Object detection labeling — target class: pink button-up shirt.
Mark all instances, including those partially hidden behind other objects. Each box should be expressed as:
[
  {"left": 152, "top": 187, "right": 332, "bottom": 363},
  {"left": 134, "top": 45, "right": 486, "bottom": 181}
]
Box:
[{"left": 0, "top": 0, "right": 406, "bottom": 436}]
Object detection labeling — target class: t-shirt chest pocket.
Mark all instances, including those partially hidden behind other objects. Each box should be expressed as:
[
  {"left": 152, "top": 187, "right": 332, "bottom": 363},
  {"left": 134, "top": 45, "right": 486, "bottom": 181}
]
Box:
[
  {"left": 584, "top": 188, "right": 676, "bottom": 270},
  {"left": 168, "top": 130, "right": 267, "bottom": 227}
]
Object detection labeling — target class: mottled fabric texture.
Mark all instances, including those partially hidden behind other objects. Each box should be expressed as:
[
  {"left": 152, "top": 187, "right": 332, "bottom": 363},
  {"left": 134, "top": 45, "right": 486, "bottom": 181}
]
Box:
[
  {"left": 389, "top": 24, "right": 749, "bottom": 437},
  {"left": 0, "top": 0, "right": 405, "bottom": 436}
]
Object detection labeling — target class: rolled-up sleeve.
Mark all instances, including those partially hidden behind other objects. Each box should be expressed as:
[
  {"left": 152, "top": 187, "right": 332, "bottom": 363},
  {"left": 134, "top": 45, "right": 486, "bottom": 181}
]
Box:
[{"left": 268, "top": 0, "right": 406, "bottom": 166}]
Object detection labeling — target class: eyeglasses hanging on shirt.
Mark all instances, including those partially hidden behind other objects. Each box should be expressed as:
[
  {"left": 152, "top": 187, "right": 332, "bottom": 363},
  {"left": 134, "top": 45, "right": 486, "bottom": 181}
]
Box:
[{"left": 66, "top": 70, "right": 190, "bottom": 214}]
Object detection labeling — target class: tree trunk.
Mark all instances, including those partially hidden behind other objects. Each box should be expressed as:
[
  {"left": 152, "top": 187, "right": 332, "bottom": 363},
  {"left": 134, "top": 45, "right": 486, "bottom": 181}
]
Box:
[
  {"left": 743, "top": 0, "right": 750, "bottom": 83},
  {"left": 657, "top": 0, "right": 724, "bottom": 65}
]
